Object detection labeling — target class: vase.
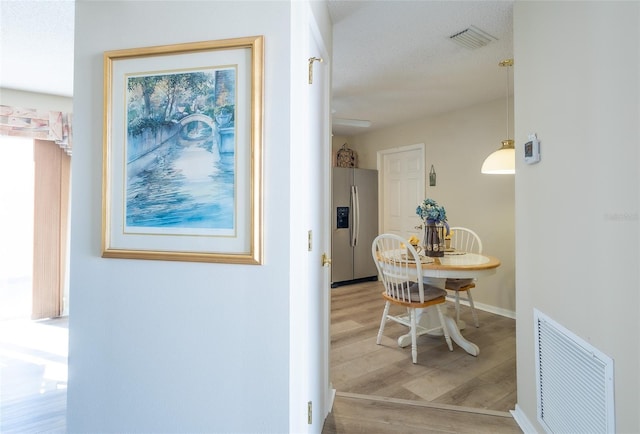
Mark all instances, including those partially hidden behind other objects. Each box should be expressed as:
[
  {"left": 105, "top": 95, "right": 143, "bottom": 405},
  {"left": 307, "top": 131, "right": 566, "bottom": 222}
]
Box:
[
  {"left": 423, "top": 220, "right": 445, "bottom": 257},
  {"left": 215, "top": 111, "right": 233, "bottom": 127}
]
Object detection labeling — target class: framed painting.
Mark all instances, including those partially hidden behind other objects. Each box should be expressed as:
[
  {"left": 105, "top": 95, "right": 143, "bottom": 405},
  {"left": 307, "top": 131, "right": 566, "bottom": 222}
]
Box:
[{"left": 102, "top": 36, "right": 263, "bottom": 264}]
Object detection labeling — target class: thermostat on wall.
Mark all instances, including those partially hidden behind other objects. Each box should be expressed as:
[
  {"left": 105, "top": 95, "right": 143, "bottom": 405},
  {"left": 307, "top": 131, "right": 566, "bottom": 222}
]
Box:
[{"left": 524, "top": 133, "right": 541, "bottom": 164}]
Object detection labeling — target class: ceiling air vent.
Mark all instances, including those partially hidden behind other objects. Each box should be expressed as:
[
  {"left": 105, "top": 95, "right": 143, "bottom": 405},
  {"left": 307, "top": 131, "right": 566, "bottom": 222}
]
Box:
[{"left": 449, "top": 25, "right": 497, "bottom": 50}]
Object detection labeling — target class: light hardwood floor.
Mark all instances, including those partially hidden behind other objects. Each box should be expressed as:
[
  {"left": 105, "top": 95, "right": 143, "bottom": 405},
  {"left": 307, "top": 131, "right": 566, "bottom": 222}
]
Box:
[
  {"left": 0, "top": 317, "right": 67, "bottom": 433},
  {"left": 323, "top": 394, "right": 522, "bottom": 434},
  {"left": 324, "top": 280, "right": 520, "bottom": 433},
  {"left": 1, "top": 282, "right": 519, "bottom": 433}
]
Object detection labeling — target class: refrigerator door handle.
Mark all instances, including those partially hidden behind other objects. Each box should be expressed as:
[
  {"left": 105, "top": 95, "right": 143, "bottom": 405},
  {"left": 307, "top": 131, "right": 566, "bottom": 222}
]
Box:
[
  {"left": 352, "top": 185, "right": 360, "bottom": 246},
  {"left": 350, "top": 185, "right": 357, "bottom": 247}
]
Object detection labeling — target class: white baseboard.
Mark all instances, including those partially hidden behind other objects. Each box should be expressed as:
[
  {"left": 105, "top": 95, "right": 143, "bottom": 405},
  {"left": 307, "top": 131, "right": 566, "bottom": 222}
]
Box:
[
  {"left": 326, "top": 385, "right": 336, "bottom": 413},
  {"left": 510, "top": 404, "right": 539, "bottom": 433},
  {"left": 445, "top": 295, "right": 516, "bottom": 319}
]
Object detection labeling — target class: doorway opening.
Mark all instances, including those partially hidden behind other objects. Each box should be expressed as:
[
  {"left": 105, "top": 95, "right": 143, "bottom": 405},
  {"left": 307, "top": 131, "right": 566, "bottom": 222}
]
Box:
[
  {"left": 0, "top": 136, "right": 34, "bottom": 321},
  {"left": 0, "top": 136, "right": 69, "bottom": 432},
  {"left": 0, "top": 136, "right": 71, "bottom": 321},
  {"left": 329, "top": 144, "right": 516, "bottom": 414}
]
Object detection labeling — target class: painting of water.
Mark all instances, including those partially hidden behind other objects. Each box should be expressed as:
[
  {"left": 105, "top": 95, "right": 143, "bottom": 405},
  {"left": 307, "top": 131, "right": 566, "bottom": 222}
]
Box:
[
  {"left": 124, "top": 67, "right": 237, "bottom": 233},
  {"left": 102, "top": 36, "right": 263, "bottom": 263}
]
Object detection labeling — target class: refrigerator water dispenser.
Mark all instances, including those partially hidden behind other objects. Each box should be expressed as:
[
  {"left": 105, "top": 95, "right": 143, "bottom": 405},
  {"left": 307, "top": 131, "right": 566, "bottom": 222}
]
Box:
[{"left": 336, "top": 207, "right": 349, "bottom": 229}]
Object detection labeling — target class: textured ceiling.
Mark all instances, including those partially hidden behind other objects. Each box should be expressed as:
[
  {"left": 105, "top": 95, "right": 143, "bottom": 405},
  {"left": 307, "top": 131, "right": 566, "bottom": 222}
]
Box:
[
  {"left": 328, "top": 0, "right": 514, "bottom": 136},
  {"left": 0, "top": 0, "right": 75, "bottom": 97},
  {"left": 0, "top": 1, "right": 514, "bottom": 137}
]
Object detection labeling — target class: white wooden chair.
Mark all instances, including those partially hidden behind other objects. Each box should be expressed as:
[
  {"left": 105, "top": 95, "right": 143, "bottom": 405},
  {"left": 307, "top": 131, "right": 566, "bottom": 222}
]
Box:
[
  {"left": 372, "top": 233, "right": 453, "bottom": 364},
  {"left": 445, "top": 227, "right": 483, "bottom": 327}
]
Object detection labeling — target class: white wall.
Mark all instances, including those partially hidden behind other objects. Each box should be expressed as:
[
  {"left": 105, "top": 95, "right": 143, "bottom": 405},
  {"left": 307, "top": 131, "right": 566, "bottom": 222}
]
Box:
[
  {"left": 0, "top": 88, "right": 73, "bottom": 113},
  {"left": 68, "top": 2, "right": 300, "bottom": 432},
  {"left": 341, "top": 98, "right": 516, "bottom": 315},
  {"left": 514, "top": 2, "right": 639, "bottom": 433}
]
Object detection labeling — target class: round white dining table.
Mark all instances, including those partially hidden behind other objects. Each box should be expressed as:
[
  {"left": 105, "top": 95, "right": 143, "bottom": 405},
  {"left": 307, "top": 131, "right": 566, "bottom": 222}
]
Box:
[{"left": 397, "top": 252, "right": 501, "bottom": 356}]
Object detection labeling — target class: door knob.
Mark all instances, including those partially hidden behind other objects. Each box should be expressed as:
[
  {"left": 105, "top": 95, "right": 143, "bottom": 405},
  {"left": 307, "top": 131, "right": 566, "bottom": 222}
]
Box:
[{"left": 322, "top": 253, "right": 332, "bottom": 267}]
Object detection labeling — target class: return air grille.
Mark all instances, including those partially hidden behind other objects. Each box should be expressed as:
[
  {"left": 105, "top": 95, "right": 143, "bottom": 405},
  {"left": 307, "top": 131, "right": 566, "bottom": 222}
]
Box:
[{"left": 534, "top": 309, "right": 615, "bottom": 434}]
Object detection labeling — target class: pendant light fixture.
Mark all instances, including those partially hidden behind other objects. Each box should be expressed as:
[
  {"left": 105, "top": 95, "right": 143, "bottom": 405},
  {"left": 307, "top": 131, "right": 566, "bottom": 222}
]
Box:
[{"left": 481, "top": 59, "right": 515, "bottom": 174}]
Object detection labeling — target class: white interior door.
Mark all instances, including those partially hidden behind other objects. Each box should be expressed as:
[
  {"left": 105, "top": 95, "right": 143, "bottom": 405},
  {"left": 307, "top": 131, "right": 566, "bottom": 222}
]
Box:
[
  {"left": 289, "top": 3, "right": 332, "bottom": 433},
  {"left": 378, "top": 144, "right": 425, "bottom": 239},
  {"left": 307, "top": 23, "right": 332, "bottom": 434}
]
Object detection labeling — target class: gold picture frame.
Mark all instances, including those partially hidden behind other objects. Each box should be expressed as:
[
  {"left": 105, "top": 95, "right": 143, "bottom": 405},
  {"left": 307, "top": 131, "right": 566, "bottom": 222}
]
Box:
[{"left": 102, "top": 36, "right": 263, "bottom": 264}]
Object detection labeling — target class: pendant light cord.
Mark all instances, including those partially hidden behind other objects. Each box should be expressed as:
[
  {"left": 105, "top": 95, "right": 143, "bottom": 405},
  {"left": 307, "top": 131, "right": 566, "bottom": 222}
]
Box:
[
  {"left": 499, "top": 58, "right": 514, "bottom": 145},
  {"left": 506, "top": 62, "right": 509, "bottom": 140}
]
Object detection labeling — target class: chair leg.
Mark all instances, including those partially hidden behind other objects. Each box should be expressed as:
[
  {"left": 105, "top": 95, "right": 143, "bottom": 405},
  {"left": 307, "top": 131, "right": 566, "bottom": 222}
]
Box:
[
  {"left": 466, "top": 289, "right": 479, "bottom": 328},
  {"left": 454, "top": 290, "right": 461, "bottom": 324},
  {"left": 436, "top": 305, "right": 453, "bottom": 351},
  {"left": 410, "top": 308, "right": 418, "bottom": 364},
  {"left": 376, "top": 301, "right": 391, "bottom": 345}
]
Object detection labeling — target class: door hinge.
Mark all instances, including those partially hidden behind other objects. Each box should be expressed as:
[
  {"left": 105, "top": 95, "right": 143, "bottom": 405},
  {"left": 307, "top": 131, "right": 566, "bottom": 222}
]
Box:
[
  {"left": 308, "top": 57, "right": 323, "bottom": 84},
  {"left": 307, "top": 401, "right": 312, "bottom": 424}
]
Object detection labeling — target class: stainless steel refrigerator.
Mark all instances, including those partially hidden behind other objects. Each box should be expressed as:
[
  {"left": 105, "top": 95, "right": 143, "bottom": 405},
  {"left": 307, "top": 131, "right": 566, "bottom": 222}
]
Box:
[{"left": 331, "top": 167, "right": 379, "bottom": 287}]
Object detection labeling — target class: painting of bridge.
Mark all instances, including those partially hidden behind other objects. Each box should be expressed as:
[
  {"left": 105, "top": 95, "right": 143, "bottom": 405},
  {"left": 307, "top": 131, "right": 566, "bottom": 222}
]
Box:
[{"left": 124, "top": 67, "right": 237, "bottom": 233}]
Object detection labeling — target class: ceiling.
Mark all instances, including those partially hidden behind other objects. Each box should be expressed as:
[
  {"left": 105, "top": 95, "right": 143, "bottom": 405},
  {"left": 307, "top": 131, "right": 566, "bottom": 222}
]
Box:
[
  {"left": 328, "top": 0, "right": 514, "bottom": 136},
  {"left": 0, "top": 0, "right": 75, "bottom": 98},
  {"left": 0, "top": 1, "right": 513, "bottom": 137}
]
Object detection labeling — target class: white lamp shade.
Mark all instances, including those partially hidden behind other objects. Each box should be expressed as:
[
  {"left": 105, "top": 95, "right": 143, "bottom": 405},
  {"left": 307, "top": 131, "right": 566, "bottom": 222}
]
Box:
[{"left": 481, "top": 146, "right": 515, "bottom": 174}]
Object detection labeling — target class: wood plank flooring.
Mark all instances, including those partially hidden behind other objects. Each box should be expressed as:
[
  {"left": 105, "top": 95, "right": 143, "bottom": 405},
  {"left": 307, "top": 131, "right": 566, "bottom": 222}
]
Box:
[
  {"left": 1, "top": 282, "right": 519, "bottom": 433},
  {"left": 323, "top": 393, "right": 521, "bottom": 434},
  {"left": 324, "top": 280, "right": 520, "bottom": 433}
]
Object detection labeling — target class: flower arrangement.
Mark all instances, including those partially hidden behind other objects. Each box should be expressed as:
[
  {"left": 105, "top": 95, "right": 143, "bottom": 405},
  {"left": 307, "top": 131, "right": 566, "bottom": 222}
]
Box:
[
  {"left": 407, "top": 235, "right": 420, "bottom": 247},
  {"left": 416, "top": 198, "right": 447, "bottom": 223},
  {"left": 416, "top": 198, "right": 449, "bottom": 257}
]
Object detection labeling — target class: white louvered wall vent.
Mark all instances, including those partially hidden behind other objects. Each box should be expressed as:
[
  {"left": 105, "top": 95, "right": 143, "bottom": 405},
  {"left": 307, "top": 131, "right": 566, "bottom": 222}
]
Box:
[{"left": 534, "top": 309, "right": 615, "bottom": 434}]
